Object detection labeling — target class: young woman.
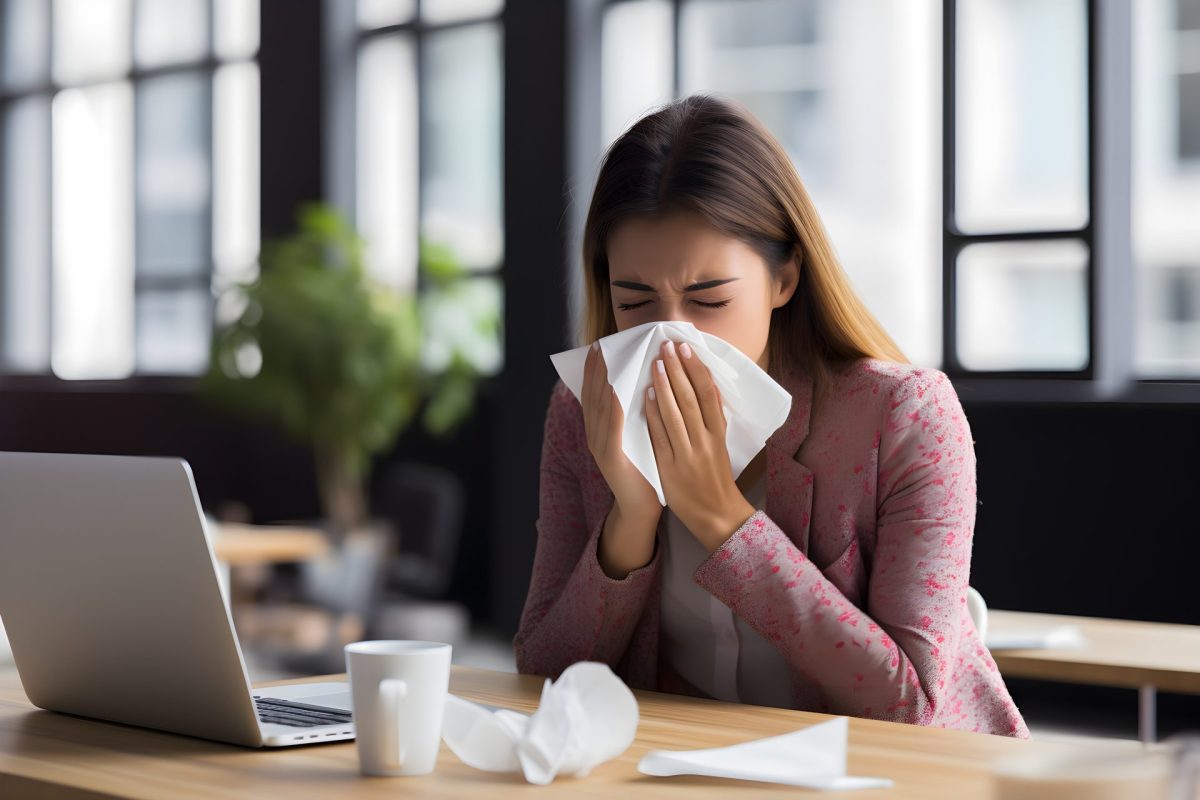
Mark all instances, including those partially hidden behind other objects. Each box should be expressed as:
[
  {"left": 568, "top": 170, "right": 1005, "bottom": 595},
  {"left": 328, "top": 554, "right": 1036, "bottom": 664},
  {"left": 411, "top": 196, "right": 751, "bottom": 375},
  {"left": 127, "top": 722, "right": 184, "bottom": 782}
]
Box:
[{"left": 513, "top": 94, "right": 1028, "bottom": 737}]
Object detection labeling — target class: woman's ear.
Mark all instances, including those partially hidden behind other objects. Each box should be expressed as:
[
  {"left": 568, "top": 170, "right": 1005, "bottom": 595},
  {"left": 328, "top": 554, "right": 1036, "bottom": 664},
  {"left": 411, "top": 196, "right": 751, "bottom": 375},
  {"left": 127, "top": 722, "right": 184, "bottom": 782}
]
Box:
[{"left": 770, "top": 249, "right": 802, "bottom": 310}]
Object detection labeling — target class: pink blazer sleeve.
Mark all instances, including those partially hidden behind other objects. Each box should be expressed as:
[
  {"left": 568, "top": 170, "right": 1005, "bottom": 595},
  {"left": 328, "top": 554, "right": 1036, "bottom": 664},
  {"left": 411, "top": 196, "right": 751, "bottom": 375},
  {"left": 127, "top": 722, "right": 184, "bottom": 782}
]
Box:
[
  {"left": 512, "top": 382, "right": 660, "bottom": 678},
  {"left": 694, "top": 371, "right": 982, "bottom": 726}
]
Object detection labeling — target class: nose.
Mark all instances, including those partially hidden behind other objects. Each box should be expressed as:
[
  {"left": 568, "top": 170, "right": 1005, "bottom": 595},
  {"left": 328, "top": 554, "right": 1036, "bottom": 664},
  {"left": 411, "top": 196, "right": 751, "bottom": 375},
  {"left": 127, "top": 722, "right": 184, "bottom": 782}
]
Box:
[{"left": 654, "top": 300, "right": 692, "bottom": 324}]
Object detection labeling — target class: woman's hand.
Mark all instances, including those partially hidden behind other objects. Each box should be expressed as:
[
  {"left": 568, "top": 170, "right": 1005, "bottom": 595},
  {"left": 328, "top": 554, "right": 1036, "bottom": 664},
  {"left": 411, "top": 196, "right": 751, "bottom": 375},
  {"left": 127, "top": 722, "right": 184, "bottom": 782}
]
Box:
[
  {"left": 582, "top": 343, "right": 663, "bottom": 578},
  {"left": 581, "top": 343, "right": 661, "bottom": 521},
  {"left": 646, "top": 340, "right": 755, "bottom": 552}
]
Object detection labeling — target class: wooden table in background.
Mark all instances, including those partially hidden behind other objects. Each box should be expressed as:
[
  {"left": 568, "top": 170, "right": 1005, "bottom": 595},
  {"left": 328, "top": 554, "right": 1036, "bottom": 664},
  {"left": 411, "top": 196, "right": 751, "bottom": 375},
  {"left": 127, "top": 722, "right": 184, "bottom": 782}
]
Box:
[
  {"left": 989, "top": 610, "right": 1200, "bottom": 743},
  {"left": 210, "top": 523, "right": 330, "bottom": 566},
  {"left": 0, "top": 665, "right": 1150, "bottom": 799}
]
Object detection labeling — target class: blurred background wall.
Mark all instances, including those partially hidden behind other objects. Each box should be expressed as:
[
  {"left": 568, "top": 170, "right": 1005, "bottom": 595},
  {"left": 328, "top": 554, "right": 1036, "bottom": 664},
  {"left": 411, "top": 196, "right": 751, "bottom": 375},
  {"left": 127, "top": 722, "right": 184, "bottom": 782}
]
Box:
[{"left": 0, "top": 0, "right": 1197, "bottom": 644}]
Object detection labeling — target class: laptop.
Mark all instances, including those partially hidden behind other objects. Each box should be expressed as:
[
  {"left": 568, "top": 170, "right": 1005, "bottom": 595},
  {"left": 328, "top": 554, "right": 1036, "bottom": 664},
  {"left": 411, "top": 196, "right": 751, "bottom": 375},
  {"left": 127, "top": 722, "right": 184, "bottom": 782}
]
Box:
[{"left": 0, "top": 451, "right": 355, "bottom": 747}]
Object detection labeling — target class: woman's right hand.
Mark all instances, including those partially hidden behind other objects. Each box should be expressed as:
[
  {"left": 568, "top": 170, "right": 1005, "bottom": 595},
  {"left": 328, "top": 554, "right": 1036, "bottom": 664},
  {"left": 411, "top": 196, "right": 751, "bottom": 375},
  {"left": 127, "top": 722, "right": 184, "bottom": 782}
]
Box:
[{"left": 581, "top": 343, "right": 661, "bottom": 523}]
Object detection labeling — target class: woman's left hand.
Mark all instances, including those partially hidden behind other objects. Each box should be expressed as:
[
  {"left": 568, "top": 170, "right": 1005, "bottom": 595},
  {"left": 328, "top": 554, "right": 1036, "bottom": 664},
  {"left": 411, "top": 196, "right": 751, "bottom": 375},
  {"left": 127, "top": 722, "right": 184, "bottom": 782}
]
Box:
[{"left": 646, "top": 339, "right": 756, "bottom": 552}]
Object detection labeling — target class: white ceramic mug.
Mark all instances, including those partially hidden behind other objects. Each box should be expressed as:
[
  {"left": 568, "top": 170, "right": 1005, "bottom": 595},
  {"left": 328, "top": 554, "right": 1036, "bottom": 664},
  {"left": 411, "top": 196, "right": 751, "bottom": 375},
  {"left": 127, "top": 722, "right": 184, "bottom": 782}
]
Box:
[{"left": 345, "top": 640, "right": 452, "bottom": 776}]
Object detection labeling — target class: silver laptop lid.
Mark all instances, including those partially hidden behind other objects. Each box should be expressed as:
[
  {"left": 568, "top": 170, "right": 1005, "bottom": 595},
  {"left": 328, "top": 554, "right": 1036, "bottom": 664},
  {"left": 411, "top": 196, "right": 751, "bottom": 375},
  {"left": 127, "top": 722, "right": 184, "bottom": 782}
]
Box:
[{"left": 0, "top": 452, "right": 263, "bottom": 746}]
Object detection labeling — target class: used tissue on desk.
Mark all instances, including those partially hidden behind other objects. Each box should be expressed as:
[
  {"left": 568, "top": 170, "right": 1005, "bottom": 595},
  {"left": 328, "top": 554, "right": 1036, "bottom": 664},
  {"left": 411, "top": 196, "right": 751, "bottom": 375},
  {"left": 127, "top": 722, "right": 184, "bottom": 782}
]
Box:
[
  {"left": 441, "top": 661, "right": 639, "bottom": 785},
  {"left": 550, "top": 320, "right": 793, "bottom": 506}
]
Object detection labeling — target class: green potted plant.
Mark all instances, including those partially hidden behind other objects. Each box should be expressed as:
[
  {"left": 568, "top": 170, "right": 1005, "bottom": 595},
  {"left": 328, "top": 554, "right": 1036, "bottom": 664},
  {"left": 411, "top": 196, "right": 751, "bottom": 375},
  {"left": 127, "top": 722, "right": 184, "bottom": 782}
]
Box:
[{"left": 203, "top": 203, "right": 499, "bottom": 535}]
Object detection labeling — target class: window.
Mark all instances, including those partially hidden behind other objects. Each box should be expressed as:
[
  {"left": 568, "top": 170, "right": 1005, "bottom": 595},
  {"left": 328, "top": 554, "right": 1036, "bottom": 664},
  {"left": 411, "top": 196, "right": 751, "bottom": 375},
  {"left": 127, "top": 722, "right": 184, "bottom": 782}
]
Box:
[
  {"left": 0, "top": 0, "right": 259, "bottom": 379},
  {"left": 596, "top": 0, "right": 1200, "bottom": 393},
  {"left": 600, "top": 0, "right": 942, "bottom": 367},
  {"left": 351, "top": 0, "right": 504, "bottom": 376},
  {"left": 1134, "top": 0, "right": 1200, "bottom": 377},
  {"left": 946, "top": 0, "right": 1092, "bottom": 376}
]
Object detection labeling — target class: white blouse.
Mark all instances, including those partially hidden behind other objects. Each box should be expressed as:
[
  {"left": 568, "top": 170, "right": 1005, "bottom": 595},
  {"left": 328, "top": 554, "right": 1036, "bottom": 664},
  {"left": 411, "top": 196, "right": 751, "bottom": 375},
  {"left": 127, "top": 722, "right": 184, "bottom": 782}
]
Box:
[{"left": 658, "top": 474, "right": 796, "bottom": 708}]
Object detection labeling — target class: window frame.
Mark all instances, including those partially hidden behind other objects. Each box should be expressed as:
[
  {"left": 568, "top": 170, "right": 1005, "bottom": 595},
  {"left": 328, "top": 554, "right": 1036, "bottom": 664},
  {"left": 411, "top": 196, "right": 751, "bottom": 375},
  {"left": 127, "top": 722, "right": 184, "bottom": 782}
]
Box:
[
  {"left": 343, "top": 0, "right": 506, "bottom": 290},
  {"left": 0, "top": 0, "right": 259, "bottom": 385},
  {"left": 951, "top": 0, "right": 1200, "bottom": 403},
  {"left": 588, "top": 0, "right": 1200, "bottom": 403},
  {"left": 941, "top": 0, "right": 1099, "bottom": 382}
]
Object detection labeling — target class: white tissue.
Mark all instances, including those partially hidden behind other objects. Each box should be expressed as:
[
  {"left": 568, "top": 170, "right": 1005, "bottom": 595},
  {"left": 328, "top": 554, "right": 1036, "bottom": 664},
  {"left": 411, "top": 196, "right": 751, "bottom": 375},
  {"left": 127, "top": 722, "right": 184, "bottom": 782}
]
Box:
[
  {"left": 441, "top": 661, "right": 639, "bottom": 785},
  {"left": 637, "top": 716, "right": 893, "bottom": 791},
  {"left": 549, "top": 321, "right": 793, "bottom": 506},
  {"left": 986, "top": 626, "right": 1086, "bottom": 651}
]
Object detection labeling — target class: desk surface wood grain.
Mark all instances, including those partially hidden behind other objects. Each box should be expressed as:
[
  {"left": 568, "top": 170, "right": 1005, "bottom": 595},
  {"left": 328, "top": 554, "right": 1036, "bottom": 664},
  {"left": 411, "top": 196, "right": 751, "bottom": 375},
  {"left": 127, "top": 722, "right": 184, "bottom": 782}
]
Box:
[
  {"left": 0, "top": 665, "right": 1146, "bottom": 799},
  {"left": 988, "top": 610, "right": 1200, "bottom": 694}
]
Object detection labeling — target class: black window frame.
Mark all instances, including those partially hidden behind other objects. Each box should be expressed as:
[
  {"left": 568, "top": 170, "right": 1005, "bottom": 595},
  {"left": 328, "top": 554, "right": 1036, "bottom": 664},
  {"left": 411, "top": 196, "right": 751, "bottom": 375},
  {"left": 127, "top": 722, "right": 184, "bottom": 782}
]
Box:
[
  {"left": 352, "top": 0, "right": 506, "bottom": 295},
  {"left": 0, "top": 0, "right": 260, "bottom": 385},
  {"left": 592, "top": 0, "right": 1200, "bottom": 401},
  {"left": 941, "top": 0, "right": 1098, "bottom": 381}
]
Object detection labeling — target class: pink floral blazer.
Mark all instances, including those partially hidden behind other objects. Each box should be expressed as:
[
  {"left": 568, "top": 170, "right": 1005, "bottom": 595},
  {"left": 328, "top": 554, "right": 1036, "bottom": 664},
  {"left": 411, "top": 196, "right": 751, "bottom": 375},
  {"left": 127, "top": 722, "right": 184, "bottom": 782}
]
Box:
[{"left": 513, "top": 357, "right": 1030, "bottom": 738}]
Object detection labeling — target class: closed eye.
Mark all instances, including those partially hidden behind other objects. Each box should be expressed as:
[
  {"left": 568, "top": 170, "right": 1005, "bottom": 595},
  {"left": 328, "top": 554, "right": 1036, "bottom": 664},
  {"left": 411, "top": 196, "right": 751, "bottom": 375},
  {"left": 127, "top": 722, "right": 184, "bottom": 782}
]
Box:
[{"left": 616, "top": 299, "right": 731, "bottom": 311}]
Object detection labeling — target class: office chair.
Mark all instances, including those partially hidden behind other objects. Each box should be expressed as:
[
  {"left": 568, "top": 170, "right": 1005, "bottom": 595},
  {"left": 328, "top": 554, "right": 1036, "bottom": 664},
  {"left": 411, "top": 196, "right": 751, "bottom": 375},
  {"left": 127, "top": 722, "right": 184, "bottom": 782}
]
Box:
[{"left": 967, "top": 585, "right": 989, "bottom": 643}]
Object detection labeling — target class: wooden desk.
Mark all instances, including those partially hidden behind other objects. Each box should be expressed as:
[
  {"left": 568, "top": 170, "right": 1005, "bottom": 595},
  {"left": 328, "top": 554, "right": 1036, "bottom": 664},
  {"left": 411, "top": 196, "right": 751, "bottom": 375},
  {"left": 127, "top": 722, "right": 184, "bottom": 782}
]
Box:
[
  {"left": 0, "top": 666, "right": 1148, "bottom": 799},
  {"left": 210, "top": 523, "right": 330, "bottom": 566},
  {"left": 989, "top": 610, "right": 1200, "bottom": 743}
]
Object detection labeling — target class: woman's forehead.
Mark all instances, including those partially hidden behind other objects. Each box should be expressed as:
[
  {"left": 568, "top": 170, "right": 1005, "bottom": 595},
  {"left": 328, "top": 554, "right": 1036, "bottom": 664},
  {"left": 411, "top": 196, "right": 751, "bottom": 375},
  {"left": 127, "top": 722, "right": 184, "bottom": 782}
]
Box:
[{"left": 607, "top": 214, "right": 762, "bottom": 284}]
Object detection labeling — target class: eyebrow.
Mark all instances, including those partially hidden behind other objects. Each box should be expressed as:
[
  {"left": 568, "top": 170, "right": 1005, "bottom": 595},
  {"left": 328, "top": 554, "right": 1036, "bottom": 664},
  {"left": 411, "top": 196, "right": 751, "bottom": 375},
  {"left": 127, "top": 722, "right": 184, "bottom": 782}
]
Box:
[{"left": 610, "top": 278, "right": 740, "bottom": 293}]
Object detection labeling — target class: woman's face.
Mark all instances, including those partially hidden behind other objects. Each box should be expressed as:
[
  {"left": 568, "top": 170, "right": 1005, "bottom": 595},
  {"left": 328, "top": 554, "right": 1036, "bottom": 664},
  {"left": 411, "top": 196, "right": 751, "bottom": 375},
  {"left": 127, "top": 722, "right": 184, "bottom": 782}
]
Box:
[{"left": 606, "top": 212, "right": 798, "bottom": 370}]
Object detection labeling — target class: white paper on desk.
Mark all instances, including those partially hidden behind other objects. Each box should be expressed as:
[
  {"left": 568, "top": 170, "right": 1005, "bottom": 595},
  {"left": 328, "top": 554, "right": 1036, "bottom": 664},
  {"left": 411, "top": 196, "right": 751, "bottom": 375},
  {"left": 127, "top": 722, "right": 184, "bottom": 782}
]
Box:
[
  {"left": 550, "top": 320, "right": 793, "bottom": 506},
  {"left": 441, "top": 661, "right": 639, "bottom": 785},
  {"left": 986, "top": 626, "right": 1086, "bottom": 650},
  {"left": 637, "top": 716, "right": 893, "bottom": 791}
]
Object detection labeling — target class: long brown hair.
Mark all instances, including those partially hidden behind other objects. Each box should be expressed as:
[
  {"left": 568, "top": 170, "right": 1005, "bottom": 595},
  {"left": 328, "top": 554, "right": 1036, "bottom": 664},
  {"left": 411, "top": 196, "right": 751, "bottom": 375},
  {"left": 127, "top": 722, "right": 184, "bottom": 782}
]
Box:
[{"left": 580, "top": 94, "right": 907, "bottom": 388}]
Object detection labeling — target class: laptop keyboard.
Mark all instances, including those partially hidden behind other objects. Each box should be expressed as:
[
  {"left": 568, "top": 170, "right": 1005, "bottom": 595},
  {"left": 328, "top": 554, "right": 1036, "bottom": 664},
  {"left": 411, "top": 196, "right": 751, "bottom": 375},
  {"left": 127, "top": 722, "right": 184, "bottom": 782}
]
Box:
[{"left": 253, "top": 696, "right": 353, "bottom": 728}]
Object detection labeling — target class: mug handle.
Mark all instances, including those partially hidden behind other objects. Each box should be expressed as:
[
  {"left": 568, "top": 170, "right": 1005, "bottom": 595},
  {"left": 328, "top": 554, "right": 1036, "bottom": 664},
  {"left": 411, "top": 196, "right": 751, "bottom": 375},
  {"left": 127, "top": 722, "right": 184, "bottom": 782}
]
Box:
[{"left": 380, "top": 678, "right": 409, "bottom": 768}]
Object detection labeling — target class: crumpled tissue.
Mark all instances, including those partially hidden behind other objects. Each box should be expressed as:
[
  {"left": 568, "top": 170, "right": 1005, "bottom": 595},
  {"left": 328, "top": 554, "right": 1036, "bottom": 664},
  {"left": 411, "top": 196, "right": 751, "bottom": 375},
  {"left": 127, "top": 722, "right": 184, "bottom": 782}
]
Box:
[{"left": 441, "top": 661, "right": 638, "bottom": 785}]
